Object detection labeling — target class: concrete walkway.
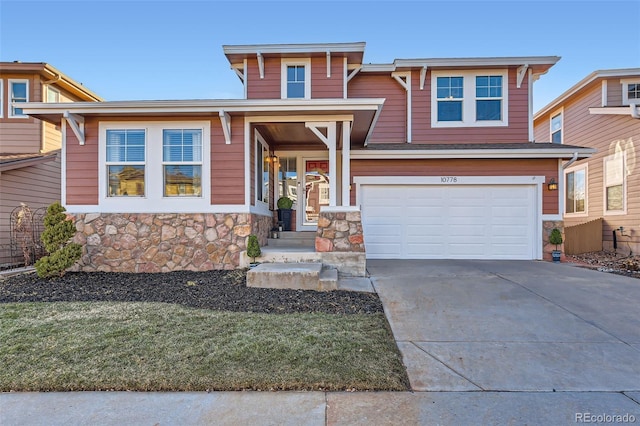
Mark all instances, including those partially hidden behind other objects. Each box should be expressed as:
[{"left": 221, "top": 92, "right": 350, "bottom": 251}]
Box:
[{"left": 2, "top": 260, "right": 640, "bottom": 425}]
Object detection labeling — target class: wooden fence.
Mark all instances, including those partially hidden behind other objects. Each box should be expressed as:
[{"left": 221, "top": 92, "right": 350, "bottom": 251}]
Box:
[{"left": 564, "top": 218, "right": 603, "bottom": 255}]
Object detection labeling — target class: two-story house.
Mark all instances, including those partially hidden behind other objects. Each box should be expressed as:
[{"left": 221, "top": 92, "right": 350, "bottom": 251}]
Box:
[
  {"left": 0, "top": 62, "right": 102, "bottom": 267},
  {"left": 18, "top": 42, "right": 594, "bottom": 273},
  {"left": 534, "top": 69, "right": 640, "bottom": 255}
]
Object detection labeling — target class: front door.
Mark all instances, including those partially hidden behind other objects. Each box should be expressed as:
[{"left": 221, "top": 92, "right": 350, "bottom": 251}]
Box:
[{"left": 302, "top": 158, "right": 330, "bottom": 227}]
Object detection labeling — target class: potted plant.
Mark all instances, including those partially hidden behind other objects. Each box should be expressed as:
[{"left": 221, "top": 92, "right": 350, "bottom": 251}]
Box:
[
  {"left": 549, "top": 228, "right": 563, "bottom": 263},
  {"left": 277, "top": 196, "right": 294, "bottom": 231},
  {"left": 246, "top": 234, "right": 261, "bottom": 267}
]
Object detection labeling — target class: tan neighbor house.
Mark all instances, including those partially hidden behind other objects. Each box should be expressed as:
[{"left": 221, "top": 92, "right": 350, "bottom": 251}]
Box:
[
  {"left": 534, "top": 69, "right": 640, "bottom": 255},
  {"left": 0, "top": 62, "right": 101, "bottom": 267}
]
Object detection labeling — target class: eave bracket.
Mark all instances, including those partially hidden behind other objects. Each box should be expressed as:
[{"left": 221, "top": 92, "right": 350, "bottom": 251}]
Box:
[
  {"left": 63, "top": 111, "right": 85, "bottom": 145},
  {"left": 257, "top": 52, "right": 264, "bottom": 79},
  {"left": 219, "top": 111, "right": 231, "bottom": 144},
  {"left": 517, "top": 64, "right": 529, "bottom": 88}
]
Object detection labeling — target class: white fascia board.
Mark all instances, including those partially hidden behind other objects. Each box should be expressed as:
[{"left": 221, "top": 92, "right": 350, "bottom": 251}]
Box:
[
  {"left": 535, "top": 68, "right": 640, "bottom": 120},
  {"left": 360, "top": 64, "right": 396, "bottom": 72},
  {"left": 394, "top": 56, "right": 560, "bottom": 68},
  {"left": 589, "top": 105, "right": 640, "bottom": 116},
  {"left": 350, "top": 148, "right": 595, "bottom": 159},
  {"left": 223, "top": 42, "right": 366, "bottom": 55}
]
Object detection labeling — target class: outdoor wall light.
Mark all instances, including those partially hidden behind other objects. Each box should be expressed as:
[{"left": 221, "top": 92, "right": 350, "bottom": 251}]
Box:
[
  {"left": 547, "top": 178, "right": 558, "bottom": 191},
  {"left": 267, "top": 154, "right": 278, "bottom": 163}
]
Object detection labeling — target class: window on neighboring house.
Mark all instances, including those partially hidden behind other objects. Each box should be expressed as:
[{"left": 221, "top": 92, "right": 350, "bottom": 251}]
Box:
[
  {"left": 256, "top": 133, "right": 269, "bottom": 204},
  {"left": 432, "top": 70, "right": 508, "bottom": 127},
  {"left": 604, "top": 153, "right": 625, "bottom": 213},
  {"left": 565, "top": 167, "right": 586, "bottom": 214},
  {"left": 436, "top": 76, "right": 463, "bottom": 122},
  {"left": 476, "top": 75, "right": 503, "bottom": 121},
  {"left": 622, "top": 79, "right": 640, "bottom": 105},
  {"left": 162, "top": 129, "right": 203, "bottom": 197},
  {"left": 551, "top": 112, "right": 562, "bottom": 144},
  {"left": 9, "top": 79, "right": 28, "bottom": 117},
  {"left": 281, "top": 59, "right": 310, "bottom": 99},
  {"left": 47, "top": 86, "right": 60, "bottom": 103},
  {"left": 0, "top": 79, "right": 3, "bottom": 118},
  {"left": 106, "top": 129, "right": 146, "bottom": 197}
]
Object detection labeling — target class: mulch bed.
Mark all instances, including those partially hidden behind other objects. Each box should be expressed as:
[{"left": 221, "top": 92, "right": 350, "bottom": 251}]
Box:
[{"left": 0, "top": 269, "right": 383, "bottom": 314}]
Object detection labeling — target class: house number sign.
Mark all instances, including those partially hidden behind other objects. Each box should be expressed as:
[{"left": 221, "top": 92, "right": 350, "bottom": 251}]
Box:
[{"left": 440, "top": 176, "right": 458, "bottom": 183}]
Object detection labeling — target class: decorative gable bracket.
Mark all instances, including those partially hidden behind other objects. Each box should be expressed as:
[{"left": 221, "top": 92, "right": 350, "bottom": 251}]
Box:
[
  {"left": 257, "top": 52, "right": 264, "bottom": 79},
  {"left": 63, "top": 111, "right": 85, "bottom": 145},
  {"left": 420, "top": 66, "right": 427, "bottom": 90},
  {"left": 517, "top": 65, "right": 529, "bottom": 88},
  {"left": 219, "top": 111, "right": 232, "bottom": 144}
]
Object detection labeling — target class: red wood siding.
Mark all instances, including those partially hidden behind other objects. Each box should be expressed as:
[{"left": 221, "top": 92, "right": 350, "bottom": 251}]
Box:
[
  {"left": 349, "top": 73, "right": 407, "bottom": 143},
  {"left": 211, "top": 117, "right": 245, "bottom": 204},
  {"left": 351, "top": 158, "right": 559, "bottom": 214},
  {"left": 246, "top": 57, "right": 281, "bottom": 99},
  {"left": 66, "top": 117, "right": 98, "bottom": 205},
  {"left": 311, "top": 56, "right": 343, "bottom": 99},
  {"left": 0, "top": 74, "right": 41, "bottom": 153}
]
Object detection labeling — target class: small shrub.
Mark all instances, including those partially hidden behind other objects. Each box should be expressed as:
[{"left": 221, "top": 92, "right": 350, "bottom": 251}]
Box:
[
  {"left": 35, "top": 202, "right": 82, "bottom": 278},
  {"left": 549, "top": 228, "right": 563, "bottom": 250},
  {"left": 246, "top": 234, "right": 261, "bottom": 263},
  {"left": 277, "top": 196, "right": 293, "bottom": 210}
]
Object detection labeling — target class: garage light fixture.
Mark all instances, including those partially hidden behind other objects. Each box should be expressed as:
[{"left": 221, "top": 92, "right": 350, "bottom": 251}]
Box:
[{"left": 547, "top": 178, "right": 558, "bottom": 191}]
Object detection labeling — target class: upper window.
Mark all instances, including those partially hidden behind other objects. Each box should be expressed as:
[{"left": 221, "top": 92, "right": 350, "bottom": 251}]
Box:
[
  {"left": 431, "top": 70, "right": 508, "bottom": 127},
  {"left": 162, "top": 129, "right": 203, "bottom": 197},
  {"left": 47, "top": 86, "right": 60, "bottom": 103},
  {"left": 621, "top": 79, "right": 640, "bottom": 105},
  {"left": 281, "top": 59, "right": 311, "bottom": 99},
  {"left": 551, "top": 111, "right": 562, "bottom": 144},
  {"left": 9, "top": 79, "right": 29, "bottom": 118},
  {"left": 604, "top": 153, "right": 625, "bottom": 213},
  {"left": 106, "top": 129, "right": 146, "bottom": 197},
  {"left": 565, "top": 166, "right": 586, "bottom": 214}
]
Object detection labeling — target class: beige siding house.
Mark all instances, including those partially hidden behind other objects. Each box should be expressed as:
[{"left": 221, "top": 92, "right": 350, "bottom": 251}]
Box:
[
  {"left": 0, "top": 62, "right": 101, "bottom": 267},
  {"left": 534, "top": 69, "right": 640, "bottom": 254}
]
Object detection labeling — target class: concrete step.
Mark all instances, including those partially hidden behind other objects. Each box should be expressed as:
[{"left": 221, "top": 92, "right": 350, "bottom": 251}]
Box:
[
  {"left": 267, "top": 238, "right": 315, "bottom": 248},
  {"left": 247, "top": 262, "right": 324, "bottom": 290},
  {"left": 278, "top": 231, "right": 316, "bottom": 240},
  {"left": 318, "top": 267, "right": 338, "bottom": 291}
]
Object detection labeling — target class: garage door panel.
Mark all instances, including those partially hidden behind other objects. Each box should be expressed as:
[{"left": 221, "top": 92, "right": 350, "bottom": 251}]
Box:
[{"left": 361, "top": 183, "right": 536, "bottom": 260}]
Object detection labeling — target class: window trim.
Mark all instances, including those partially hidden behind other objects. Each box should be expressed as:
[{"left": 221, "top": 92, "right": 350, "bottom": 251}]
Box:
[
  {"left": 8, "top": 79, "right": 29, "bottom": 118},
  {"left": 255, "top": 130, "right": 269, "bottom": 205},
  {"left": 603, "top": 152, "right": 627, "bottom": 215},
  {"left": 105, "top": 129, "right": 147, "bottom": 198},
  {"left": 550, "top": 108, "right": 563, "bottom": 144},
  {"left": 281, "top": 58, "right": 311, "bottom": 100},
  {"left": 564, "top": 163, "right": 588, "bottom": 217},
  {"left": 162, "top": 129, "right": 204, "bottom": 198},
  {"left": 621, "top": 78, "right": 640, "bottom": 105},
  {"left": 431, "top": 69, "right": 508, "bottom": 128},
  {"left": 98, "top": 121, "right": 211, "bottom": 212}
]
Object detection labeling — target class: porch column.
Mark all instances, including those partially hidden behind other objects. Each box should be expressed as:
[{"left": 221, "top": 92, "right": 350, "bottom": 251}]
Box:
[
  {"left": 342, "top": 120, "right": 351, "bottom": 206},
  {"left": 328, "top": 123, "right": 337, "bottom": 206}
]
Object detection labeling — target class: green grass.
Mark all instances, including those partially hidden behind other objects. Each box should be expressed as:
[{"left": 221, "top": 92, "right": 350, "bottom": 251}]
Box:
[{"left": 0, "top": 302, "right": 409, "bottom": 391}]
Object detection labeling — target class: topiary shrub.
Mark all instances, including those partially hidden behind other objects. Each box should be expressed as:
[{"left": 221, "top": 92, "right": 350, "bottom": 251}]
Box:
[
  {"left": 246, "top": 234, "right": 261, "bottom": 264},
  {"left": 34, "top": 202, "right": 82, "bottom": 278},
  {"left": 549, "top": 228, "right": 563, "bottom": 250},
  {"left": 277, "top": 196, "right": 293, "bottom": 210}
]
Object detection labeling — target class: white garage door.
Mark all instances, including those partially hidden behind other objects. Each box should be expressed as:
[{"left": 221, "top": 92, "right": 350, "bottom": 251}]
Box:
[{"left": 361, "top": 184, "right": 536, "bottom": 260}]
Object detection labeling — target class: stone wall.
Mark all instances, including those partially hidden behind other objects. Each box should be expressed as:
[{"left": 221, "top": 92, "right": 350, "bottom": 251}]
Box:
[
  {"left": 71, "top": 212, "right": 271, "bottom": 273},
  {"left": 542, "top": 220, "right": 565, "bottom": 262},
  {"left": 315, "top": 210, "right": 365, "bottom": 253}
]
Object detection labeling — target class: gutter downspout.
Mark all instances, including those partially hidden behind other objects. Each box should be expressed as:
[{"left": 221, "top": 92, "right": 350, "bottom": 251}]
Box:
[{"left": 562, "top": 152, "right": 579, "bottom": 169}]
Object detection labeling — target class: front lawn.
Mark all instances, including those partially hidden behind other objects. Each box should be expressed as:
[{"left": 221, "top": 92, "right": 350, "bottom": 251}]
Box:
[{"left": 0, "top": 271, "right": 409, "bottom": 392}]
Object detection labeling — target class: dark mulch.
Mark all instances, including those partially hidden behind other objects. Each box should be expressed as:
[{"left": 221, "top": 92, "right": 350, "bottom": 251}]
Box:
[{"left": 0, "top": 270, "right": 383, "bottom": 314}]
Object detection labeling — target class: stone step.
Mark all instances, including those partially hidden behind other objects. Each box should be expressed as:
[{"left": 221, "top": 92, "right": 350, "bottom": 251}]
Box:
[{"left": 247, "top": 262, "right": 323, "bottom": 290}]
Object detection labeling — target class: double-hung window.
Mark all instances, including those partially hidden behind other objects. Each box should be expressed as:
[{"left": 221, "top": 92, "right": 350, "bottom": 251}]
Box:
[
  {"left": 551, "top": 111, "right": 562, "bottom": 144},
  {"left": 432, "top": 70, "right": 508, "bottom": 127},
  {"left": 9, "top": 79, "right": 28, "bottom": 118},
  {"left": 106, "top": 129, "right": 146, "bottom": 197},
  {"left": 621, "top": 79, "right": 640, "bottom": 105},
  {"left": 604, "top": 153, "right": 625, "bottom": 213},
  {"left": 565, "top": 166, "right": 586, "bottom": 214},
  {"left": 281, "top": 59, "right": 311, "bottom": 99},
  {"left": 163, "top": 129, "right": 203, "bottom": 197}
]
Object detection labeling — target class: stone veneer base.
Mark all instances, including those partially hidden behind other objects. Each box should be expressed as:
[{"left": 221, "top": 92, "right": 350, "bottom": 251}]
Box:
[{"left": 71, "top": 212, "right": 272, "bottom": 273}]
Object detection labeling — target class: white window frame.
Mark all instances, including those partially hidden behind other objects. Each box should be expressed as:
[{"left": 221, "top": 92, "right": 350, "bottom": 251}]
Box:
[
  {"left": 621, "top": 78, "right": 640, "bottom": 105},
  {"left": 281, "top": 58, "right": 311, "bottom": 100},
  {"left": 162, "top": 129, "right": 204, "bottom": 198},
  {"left": 98, "top": 121, "right": 211, "bottom": 212},
  {"left": 603, "top": 152, "right": 626, "bottom": 215},
  {"left": 255, "top": 130, "right": 269, "bottom": 205},
  {"left": 8, "top": 79, "right": 29, "bottom": 118},
  {"left": 431, "top": 69, "right": 508, "bottom": 128},
  {"left": 105, "top": 128, "right": 147, "bottom": 198},
  {"left": 0, "top": 79, "right": 3, "bottom": 118},
  {"left": 46, "top": 86, "right": 60, "bottom": 103},
  {"left": 550, "top": 108, "right": 563, "bottom": 144},
  {"left": 564, "top": 164, "right": 588, "bottom": 216}
]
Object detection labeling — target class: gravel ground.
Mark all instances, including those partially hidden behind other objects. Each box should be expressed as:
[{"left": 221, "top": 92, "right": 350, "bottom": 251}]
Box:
[
  {"left": 0, "top": 269, "right": 383, "bottom": 314},
  {"left": 567, "top": 251, "right": 640, "bottom": 279}
]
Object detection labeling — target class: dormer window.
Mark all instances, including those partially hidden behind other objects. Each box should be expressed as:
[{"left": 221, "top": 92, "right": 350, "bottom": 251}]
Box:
[
  {"left": 621, "top": 79, "right": 640, "bottom": 105},
  {"left": 281, "top": 59, "right": 311, "bottom": 99}
]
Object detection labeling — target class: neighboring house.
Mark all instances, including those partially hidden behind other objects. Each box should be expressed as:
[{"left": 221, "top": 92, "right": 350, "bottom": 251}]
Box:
[
  {"left": 18, "top": 42, "right": 594, "bottom": 273},
  {"left": 534, "top": 69, "right": 640, "bottom": 255},
  {"left": 0, "top": 62, "right": 102, "bottom": 267}
]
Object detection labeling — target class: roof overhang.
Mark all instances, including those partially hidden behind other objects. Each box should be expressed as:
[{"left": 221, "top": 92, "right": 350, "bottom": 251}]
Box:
[
  {"left": 360, "top": 56, "right": 560, "bottom": 74},
  {"left": 589, "top": 104, "right": 640, "bottom": 119},
  {"left": 223, "top": 42, "right": 366, "bottom": 65},
  {"left": 0, "top": 152, "right": 59, "bottom": 172}
]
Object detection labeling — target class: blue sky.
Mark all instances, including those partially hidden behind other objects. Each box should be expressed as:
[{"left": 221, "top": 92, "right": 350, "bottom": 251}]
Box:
[{"left": 1, "top": 0, "right": 638, "bottom": 111}]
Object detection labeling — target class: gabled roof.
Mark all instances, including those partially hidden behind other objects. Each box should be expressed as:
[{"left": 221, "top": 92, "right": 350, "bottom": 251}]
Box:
[
  {"left": 0, "top": 62, "right": 102, "bottom": 102},
  {"left": 0, "top": 152, "right": 59, "bottom": 172},
  {"left": 534, "top": 68, "right": 640, "bottom": 120}
]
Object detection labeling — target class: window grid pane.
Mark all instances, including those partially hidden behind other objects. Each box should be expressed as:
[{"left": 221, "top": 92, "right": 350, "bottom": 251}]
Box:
[
  {"left": 164, "top": 165, "right": 202, "bottom": 197},
  {"left": 108, "top": 165, "right": 145, "bottom": 197},
  {"left": 106, "top": 130, "right": 145, "bottom": 162},
  {"left": 628, "top": 83, "right": 639, "bottom": 100},
  {"left": 163, "top": 129, "right": 203, "bottom": 197},
  {"left": 287, "top": 65, "right": 306, "bottom": 98},
  {"left": 11, "top": 82, "right": 27, "bottom": 115}
]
